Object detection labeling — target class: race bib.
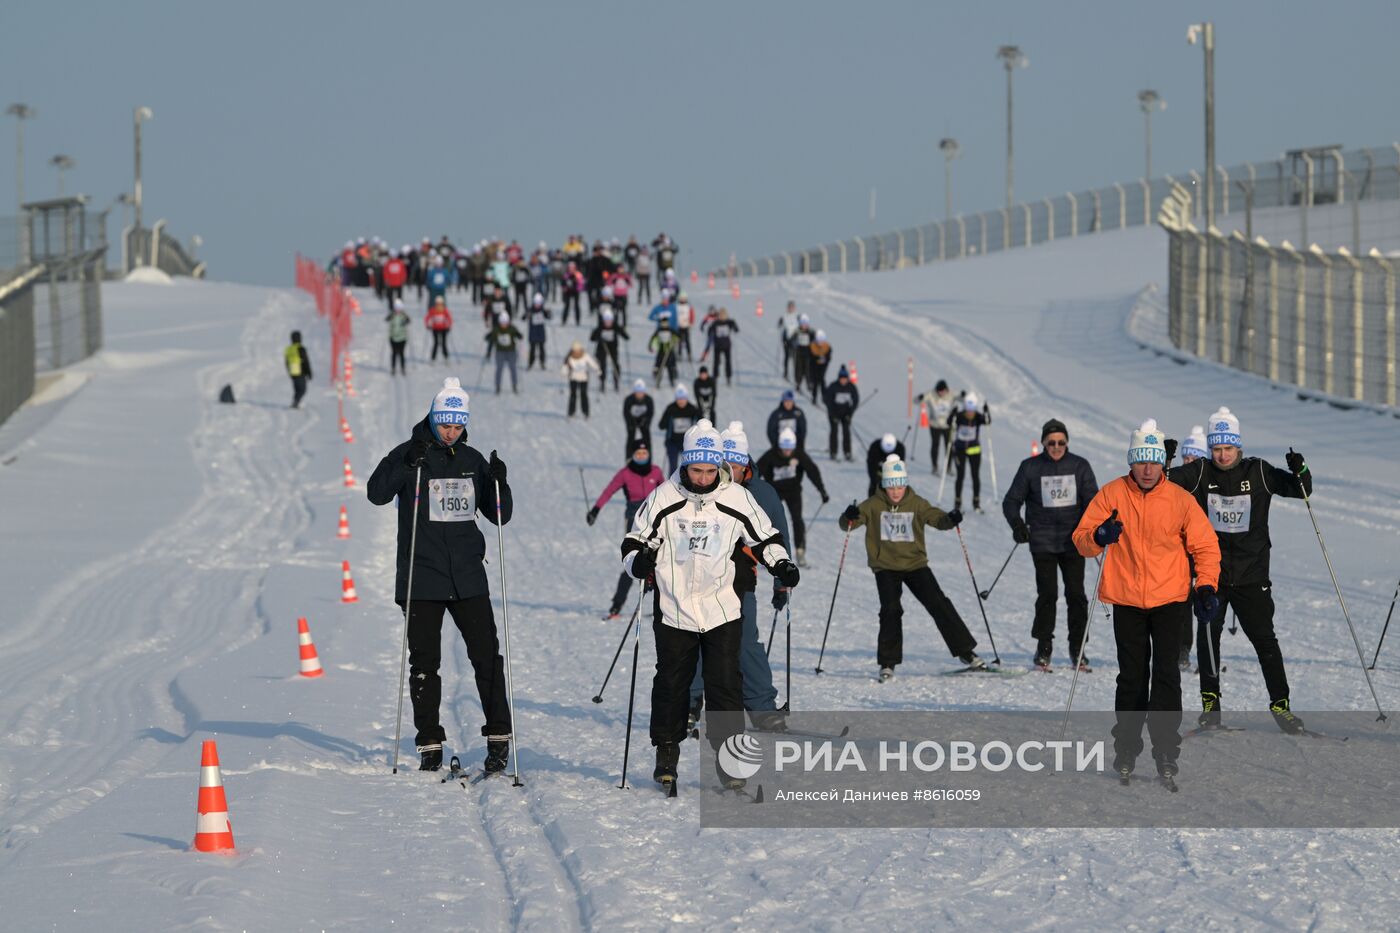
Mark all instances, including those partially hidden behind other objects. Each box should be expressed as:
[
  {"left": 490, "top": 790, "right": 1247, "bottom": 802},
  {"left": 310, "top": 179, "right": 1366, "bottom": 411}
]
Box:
[
  {"left": 496, "top": 333, "right": 512, "bottom": 347},
  {"left": 956, "top": 424, "right": 978, "bottom": 443},
  {"left": 1207, "top": 493, "right": 1251, "bottom": 534},
  {"left": 675, "top": 517, "right": 723, "bottom": 562},
  {"left": 779, "top": 417, "right": 798, "bottom": 436},
  {"left": 1040, "top": 475, "right": 1077, "bottom": 508},
  {"left": 599, "top": 330, "right": 616, "bottom": 342},
  {"left": 772, "top": 462, "right": 798, "bottom": 481},
  {"left": 833, "top": 391, "right": 853, "bottom": 407},
  {"left": 880, "top": 512, "right": 915, "bottom": 542},
  {"left": 428, "top": 477, "right": 476, "bottom": 523},
  {"left": 628, "top": 404, "right": 649, "bottom": 419},
  {"left": 797, "top": 334, "right": 811, "bottom": 347},
  {"left": 671, "top": 417, "right": 693, "bottom": 434}
]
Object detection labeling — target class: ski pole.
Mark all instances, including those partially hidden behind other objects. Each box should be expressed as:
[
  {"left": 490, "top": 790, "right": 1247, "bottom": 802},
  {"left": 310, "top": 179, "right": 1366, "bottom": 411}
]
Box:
[
  {"left": 492, "top": 467, "right": 525, "bottom": 785},
  {"left": 577, "top": 466, "right": 591, "bottom": 511},
  {"left": 1059, "top": 541, "right": 1111, "bottom": 741},
  {"left": 954, "top": 525, "right": 1002, "bottom": 665},
  {"left": 784, "top": 599, "right": 792, "bottom": 710},
  {"left": 807, "top": 500, "right": 827, "bottom": 529},
  {"left": 618, "top": 583, "right": 646, "bottom": 790},
  {"left": 593, "top": 591, "right": 641, "bottom": 703},
  {"left": 1228, "top": 606, "right": 1238, "bottom": 636},
  {"left": 900, "top": 425, "right": 913, "bottom": 464},
  {"left": 979, "top": 542, "right": 1021, "bottom": 600},
  {"left": 473, "top": 349, "right": 489, "bottom": 393},
  {"left": 391, "top": 464, "right": 424, "bottom": 773},
  {"left": 1288, "top": 449, "right": 1387, "bottom": 720},
  {"left": 815, "top": 514, "right": 856, "bottom": 674},
  {"left": 852, "top": 387, "right": 880, "bottom": 412},
  {"left": 937, "top": 443, "right": 953, "bottom": 504},
  {"left": 1369, "top": 575, "right": 1400, "bottom": 669},
  {"left": 766, "top": 604, "right": 781, "bottom": 660},
  {"left": 986, "top": 425, "right": 998, "bottom": 502}
]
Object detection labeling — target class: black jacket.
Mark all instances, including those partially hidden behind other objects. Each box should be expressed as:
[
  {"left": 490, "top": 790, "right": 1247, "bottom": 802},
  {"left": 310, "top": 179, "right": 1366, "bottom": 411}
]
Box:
[
  {"left": 658, "top": 401, "right": 699, "bottom": 445},
  {"left": 766, "top": 404, "right": 808, "bottom": 450},
  {"left": 1001, "top": 451, "right": 1098, "bottom": 554},
  {"left": 756, "top": 447, "right": 828, "bottom": 498},
  {"left": 824, "top": 379, "right": 859, "bottom": 417},
  {"left": 866, "top": 439, "right": 907, "bottom": 496},
  {"left": 693, "top": 375, "right": 717, "bottom": 410},
  {"left": 366, "top": 418, "right": 511, "bottom": 603},
  {"left": 623, "top": 394, "right": 654, "bottom": 435},
  {"left": 1168, "top": 456, "right": 1311, "bottom": 585}
]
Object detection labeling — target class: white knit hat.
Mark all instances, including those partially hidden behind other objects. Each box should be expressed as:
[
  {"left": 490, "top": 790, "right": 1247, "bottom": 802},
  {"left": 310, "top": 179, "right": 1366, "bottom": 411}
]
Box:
[
  {"left": 429, "top": 377, "right": 470, "bottom": 427},
  {"left": 964, "top": 391, "right": 980, "bottom": 412},
  {"left": 1206, "top": 407, "right": 1241, "bottom": 448},
  {"left": 497, "top": 312, "right": 510, "bottom": 325},
  {"left": 1182, "top": 425, "right": 1208, "bottom": 460},
  {"left": 532, "top": 292, "right": 543, "bottom": 306},
  {"left": 815, "top": 329, "right": 827, "bottom": 342},
  {"left": 675, "top": 385, "right": 689, "bottom": 400},
  {"left": 881, "top": 454, "right": 909, "bottom": 488},
  {"left": 601, "top": 308, "right": 614, "bottom": 323},
  {"left": 632, "top": 379, "right": 647, "bottom": 393},
  {"left": 880, "top": 432, "right": 897, "bottom": 454},
  {"left": 720, "top": 420, "right": 750, "bottom": 466},
  {"left": 680, "top": 418, "right": 724, "bottom": 467},
  {"left": 1128, "top": 419, "right": 1167, "bottom": 465},
  {"left": 778, "top": 428, "right": 798, "bottom": 450}
]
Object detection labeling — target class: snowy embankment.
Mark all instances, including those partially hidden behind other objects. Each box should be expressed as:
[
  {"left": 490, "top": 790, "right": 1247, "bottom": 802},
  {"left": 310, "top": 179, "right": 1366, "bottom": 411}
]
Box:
[{"left": 1, "top": 226, "right": 1398, "bottom": 930}]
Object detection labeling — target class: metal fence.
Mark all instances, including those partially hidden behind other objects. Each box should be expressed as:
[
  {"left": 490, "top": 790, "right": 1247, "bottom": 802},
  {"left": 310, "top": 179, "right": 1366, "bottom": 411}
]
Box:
[
  {"left": 124, "top": 221, "right": 206, "bottom": 278},
  {"left": 0, "top": 266, "right": 43, "bottom": 427},
  {"left": 1159, "top": 184, "right": 1398, "bottom": 410},
  {"left": 32, "top": 248, "right": 106, "bottom": 372},
  {"left": 720, "top": 144, "right": 1400, "bottom": 278}
]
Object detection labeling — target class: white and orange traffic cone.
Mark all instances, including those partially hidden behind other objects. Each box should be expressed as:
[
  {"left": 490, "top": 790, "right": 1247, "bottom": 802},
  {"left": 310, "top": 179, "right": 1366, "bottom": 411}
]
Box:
[
  {"left": 690, "top": 269, "right": 699, "bottom": 284},
  {"left": 707, "top": 272, "right": 716, "bottom": 290},
  {"left": 848, "top": 361, "right": 860, "bottom": 385},
  {"left": 193, "top": 739, "right": 235, "bottom": 853},
  {"left": 755, "top": 298, "right": 764, "bottom": 317},
  {"left": 342, "top": 423, "right": 355, "bottom": 444},
  {"left": 343, "top": 458, "right": 356, "bottom": 488},
  {"left": 336, "top": 505, "right": 351, "bottom": 539},
  {"left": 340, "top": 560, "right": 359, "bottom": 603},
  {"left": 297, "top": 616, "right": 324, "bottom": 677},
  {"left": 730, "top": 282, "right": 740, "bottom": 299},
  {"left": 1031, "top": 441, "right": 1041, "bottom": 457}
]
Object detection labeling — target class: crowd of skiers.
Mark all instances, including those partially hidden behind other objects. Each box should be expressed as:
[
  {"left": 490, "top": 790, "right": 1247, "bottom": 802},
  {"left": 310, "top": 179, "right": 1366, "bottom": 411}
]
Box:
[{"left": 330, "top": 236, "right": 1321, "bottom": 794}]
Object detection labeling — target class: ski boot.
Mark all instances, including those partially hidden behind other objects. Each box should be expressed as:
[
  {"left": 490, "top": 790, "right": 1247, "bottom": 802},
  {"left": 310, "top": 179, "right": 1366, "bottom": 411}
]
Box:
[
  {"left": 484, "top": 737, "right": 511, "bottom": 773},
  {"left": 1075, "top": 655, "right": 1093, "bottom": 673},
  {"left": 687, "top": 695, "right": 704, "bottom": 738},
  {"left": 418, "top": 743, "right": 443, "bottom": 772},
  {"left": 1155, "top": 756, "right": 1180, "bottom": 792},
  {"left": 1269, "top": 698, "right": 1306, "bottom": 735},
  {"left": 1197, "top": 691, "right": 1222, "bottom": 729},
  {"left": 749, "top": 709, "right": 788, "bottom": 733},
  {"left": 879, "top": 666, "right": 895, "bottom": 683},
  {"left": 653, "top": 742, "right": 680, "bottom": 785},
  {"left": 959, "top": 652, "right": 988, "bottom": 671},
  {"left": 1178, "top": 645, "right": 1191, "bottom": 671},
  {"left": 1032, "top": 639, "right": 1053, "bottom": 670},
  {"left": 1113, "top": 754, "right": 1134, "bottom": 786},
  {"left": 795, "top": 546, "right": 809, "bottom": 568},
  {"left": 953, "top": 497, "right": 962, "bottom": 512},
  {"left": 973, "top": 497, "right": 983, "bottom": 514},
  {"left": 715, "top": 755, "right": 746, "bottom": 791}
]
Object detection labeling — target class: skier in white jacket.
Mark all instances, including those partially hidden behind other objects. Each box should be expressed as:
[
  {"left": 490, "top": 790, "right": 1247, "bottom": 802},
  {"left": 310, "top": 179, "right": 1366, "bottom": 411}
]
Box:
[
  {"left": 621, "top": 419, "right": 800, "bottom": 789},
  {"left": 561, "top": 341, "right": 600, "bottom": 418}
]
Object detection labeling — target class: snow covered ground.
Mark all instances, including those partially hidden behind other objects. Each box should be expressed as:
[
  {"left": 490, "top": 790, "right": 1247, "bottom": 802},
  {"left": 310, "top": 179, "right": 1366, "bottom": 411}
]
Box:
[{"left": 2, "top": 225, "right": 1399, "bottom": 930}]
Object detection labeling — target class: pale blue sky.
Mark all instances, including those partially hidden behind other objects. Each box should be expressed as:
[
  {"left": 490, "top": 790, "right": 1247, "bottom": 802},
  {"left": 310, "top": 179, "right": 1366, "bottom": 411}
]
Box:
[{"left": 3, "top": 0, "right": 1396, "bottom": 283}]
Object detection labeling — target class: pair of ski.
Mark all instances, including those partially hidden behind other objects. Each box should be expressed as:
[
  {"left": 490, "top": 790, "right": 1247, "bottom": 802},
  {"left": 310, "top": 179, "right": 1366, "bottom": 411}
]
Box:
[
  {"left": 1182, "top": 724, "right": 1347, "bottom": 742},
  {"left": 1030, "top": 663, "right": 1093, "bottom": 675},
  {"left": 440, "top": 755, "right": 507, "bottom": 787},
  {"left": 938, "top": 664, "right": 1035, "bottom": 678},
  {"left": 1117, "top": 768, "right": 1179, "bottom": 793}
]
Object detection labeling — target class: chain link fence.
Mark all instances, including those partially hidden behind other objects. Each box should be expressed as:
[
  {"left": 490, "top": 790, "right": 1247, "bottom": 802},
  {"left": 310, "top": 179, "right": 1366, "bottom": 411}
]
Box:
[
  {"left": 124, "top": 222, "right": 206, "bottom": 278},
  {"left": 0, "top": 267, "right": 43, "bottom": 427},
  {"left": 1159, "top": 184, "right": 1398, "bottom": 410},
  {"left": 720, "top": 145, "right": 1400, "bottom": 279}
]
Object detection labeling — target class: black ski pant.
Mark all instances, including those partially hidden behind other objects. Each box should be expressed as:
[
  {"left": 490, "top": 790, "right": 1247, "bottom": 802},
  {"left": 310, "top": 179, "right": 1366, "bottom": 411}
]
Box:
[
  {"left": 636, "top": 275, "right": 651, "bottom": 304},
  {"left": 651, "top": 616, "right": 744, "bottom": 751},
  {"left": 712, "top": 343, "right": 732, "bottom": 383},
  {"left": 1030, "top": 550, "right": 1089, "bottom": 655},
  {"left": 290, "top": 375, "right": 307, "bottom": 408},
  {"left": 1111, "top": 601, "right": 1185, "bottom": 768},
  {"left": 431, "top": 330, "right": 450, "bottom": 360},
  {"left": 664, "top": 438, "right": 683, "bottom": 475},
  {"left": 874, "top": 566, "right": 977, "bottom": 667},
  {"left": 562, "top": 292, "right": 581, "bottom": 325},
  {"left": 679, "top": 328, "right": 693, "bottom": 361},
  {"left": 776, "top": 485, "right": 806, "bottom": 550},
  {"left": 793, "top": 351, "right": 809, "bottom": 388},
  {"left": 807, "top": 363, "right": 828, "bottom": 403},
  {"left": 527, "top": 340, "right": 547, "bottom": 369},
  {"left": 930, "top": 427, "right": 950, "bottom": 474},
  {"left": 384, "top": 285, "right": 403, "bottom": 309},
  {"left": 597, "top": 343, "right": 621, "bottom": 390},
  {"left": 389, "top": 340, "right": 406, "bottom": 374},
  {"left": 513, "top": 285, "right": 529, "bottom": 312},
  {"left": 609, "top": 502, "right": 645, "bottom": 613},
  {"left": 1197, "top": 582, "right": 1290, "bottom": 704},
  {"left": 954, "top": 448, "right": 981, "bottom": 504},
  {"left": 405, "top": 596, "right": 512, "bottom": 747},
  {"left": 828, "top": 413, "right": 852, "bottom": 458},
  {"left": 567, "top": 381, "right": 590, "bottom": 417},
  {"left": 653, "top": 349, "right": 677, "bottom": 386},
  {"left": 782, "top": 340, "right": 793, "bottom": 379}
]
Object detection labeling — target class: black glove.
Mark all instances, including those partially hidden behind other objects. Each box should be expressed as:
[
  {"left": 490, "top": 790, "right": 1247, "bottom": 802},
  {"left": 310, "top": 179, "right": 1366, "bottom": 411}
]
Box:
[
  {"left": 945, "top": 508, "right": 963, "bottom": 528},
  {"left": 1164, "top": 438, "right": 1178, "bottom": 463},
  {"left": 586, "top": 506, "right": 599, "bottom": 526},
  {"left": 405, "top": 436, "right": 432, "bottom": 468},
  {"left": 488, "top": 449, "right": 507, "bottom": 483},
  {"left": 630, "top": 546, "right": 657, "bottom": 580},
  {"left": 1194, "top": 585, "right": 1220, "bottom": 623},
  {"left": 1011, "top": 519, "right": 1030, "bottom": 544},
  {"left": 771, "top": 588, "right": 789, "bottom": 610},
  {"left": 1093, "top": 510, "right": 1123, "bottom": 547},
  {"left": 841, "top": 504, "right": 861, "bottom": 525},
  {"left": 773, "top": 559, "right": 801, "bottom": 588},
  {"left": 820, "top": 491, "right": 830, "bottom": 505},
  {"left": 983, "top": 403, "right": 990, "bottom": 418},
  {"left": 1286, "top": 449, "right": 1307, "bottom": 476}
]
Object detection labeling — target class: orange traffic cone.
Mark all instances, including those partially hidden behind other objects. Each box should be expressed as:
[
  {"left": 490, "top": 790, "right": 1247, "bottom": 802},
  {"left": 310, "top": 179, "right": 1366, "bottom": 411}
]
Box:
[
  {"left": 297, "top": 616, "right": 325, "bottom": 677},
  {"left": 730, "top": 283, "right": 740, "bottom": 299},
  {"left": 343, "top": 423, "right": 355, "bottom": 444},
  {"left": 340, "top": 560, "right": 359, "bottom": 603},
  {"left": 343, "top": 458, "right": 356, "bottom": 487},
  {"left": 336, "top": 505, "right": 351, "bottom": 539},
  {"left": 1031, "top": 441, "right": 1041, "bottom": 457},
  {"left": 919, "top": 403, "right": 929, "bottom": 428},
  {"left": 193, "top": 740, "right": 235, "bottom": 853},
  {"left": 755, "top": 299, "right": 764, "bottom": 317},
  {"left": 848, "top": 361, "right": 860, "bottom": 385},
  {"left": 707, "top": 272, "right": 715, "bottom": 289},
  {"left": 690, "top": 269, "right": 699, "bottom": 284}
]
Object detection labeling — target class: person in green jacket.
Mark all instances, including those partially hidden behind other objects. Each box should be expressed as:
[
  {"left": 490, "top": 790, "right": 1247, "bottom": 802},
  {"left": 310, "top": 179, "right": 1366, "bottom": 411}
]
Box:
[
  {"left": 284, "top": 330, "right": 313, "bottom": 408},
  {"left": 838, "top": 454, "right": 984, "bottom": 681},
  {"left": 386, "top": 299, "right": 410, "bottom": 375},
  {"left": 649, "top": 319, "right": 680, "bottom": 387},
  {"left": 484, "top": 312, "right": 524, "bottom": 394}
]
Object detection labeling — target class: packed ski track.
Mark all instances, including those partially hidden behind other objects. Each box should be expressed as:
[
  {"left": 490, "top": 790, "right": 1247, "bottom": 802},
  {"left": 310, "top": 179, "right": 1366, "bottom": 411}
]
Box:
[{"left": 2, "top": 223, "right": 1399, "bottom": 930}]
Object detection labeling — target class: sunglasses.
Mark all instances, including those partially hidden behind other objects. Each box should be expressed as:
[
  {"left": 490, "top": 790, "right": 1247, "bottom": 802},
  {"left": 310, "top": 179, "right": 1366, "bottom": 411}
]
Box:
[{"left": 1044, "top": 440, "right": 1068, "bottom": 448}]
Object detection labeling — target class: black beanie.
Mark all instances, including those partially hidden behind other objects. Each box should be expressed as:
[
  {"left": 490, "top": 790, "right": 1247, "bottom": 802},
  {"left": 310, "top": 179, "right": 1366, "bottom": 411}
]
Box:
[{"left": 1041, "top": 419, "right": 1068, "bottom": 441}]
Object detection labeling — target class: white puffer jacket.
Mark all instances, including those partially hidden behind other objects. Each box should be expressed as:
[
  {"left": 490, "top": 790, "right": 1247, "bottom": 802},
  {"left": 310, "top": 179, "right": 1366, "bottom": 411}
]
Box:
[
  {"left": 622, "top": 470, "right": 789, "bottom": 632},
  {"left": 561, "top": 352, "right": 600, "bottom": 383}
]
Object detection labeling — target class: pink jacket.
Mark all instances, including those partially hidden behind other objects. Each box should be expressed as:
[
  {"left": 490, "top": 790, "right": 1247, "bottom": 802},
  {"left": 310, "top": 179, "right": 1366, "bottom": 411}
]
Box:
[{"left": 595, "top": 464, "right": 664, "bottom": 508}]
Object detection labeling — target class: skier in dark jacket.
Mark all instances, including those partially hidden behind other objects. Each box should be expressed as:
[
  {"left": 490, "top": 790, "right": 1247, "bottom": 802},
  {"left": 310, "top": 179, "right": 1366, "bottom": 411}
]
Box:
[
  {"left": 284, "top": 330, "right": 313, "bottom": 408},
  {"left": 765, "top": 390, "right": 808, "bottom": 451},
  {"left": 693, "top": 365, "right": 718, "bottom": 422},
  {"left": 866, "top": 433, "right": 906, "bottom": 497},
  {"left": 823, "top": 365, "right": 859, "bottom": 460},
  {"left": 1001, "top": 418, "right": 1099, "bottom": 669},
  {"left": 756, "top": 428, "right": 829, "bottom": 567},
  {"left": 1168, "top": 406, "right": 1312, "bottom": 734},
  {"left": 656, "top": 386, "right": 698, "bottom": 475},
  {"left": 622, "top": 379, "right": 655, "bottom": 455},
  {"left": 365, "top": 377, "right": 513, "bottom": 773},
  {"left": 950, "top": 392, "right": 991, "bottom": 512}
]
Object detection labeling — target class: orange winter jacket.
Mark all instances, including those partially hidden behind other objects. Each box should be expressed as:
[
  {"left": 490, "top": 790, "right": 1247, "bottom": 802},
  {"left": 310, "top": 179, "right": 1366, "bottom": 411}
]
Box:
[{"left": 1073, "top": 475, "right": 1220, "bottom": 610}]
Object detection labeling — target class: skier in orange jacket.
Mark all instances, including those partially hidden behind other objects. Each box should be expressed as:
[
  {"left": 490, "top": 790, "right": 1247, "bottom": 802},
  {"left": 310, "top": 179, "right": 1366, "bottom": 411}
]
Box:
[{"left": 1073, "top": 419, "right": 1220, "bottom": 785}]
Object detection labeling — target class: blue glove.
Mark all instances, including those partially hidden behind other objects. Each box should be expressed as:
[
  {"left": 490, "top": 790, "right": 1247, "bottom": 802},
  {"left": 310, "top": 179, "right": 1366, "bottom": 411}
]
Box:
[
  {"left": 1093, "top": 510, "right": 1123, "bottom": 547},
  {"left": 1194, "top": 585, "right": 1219, "bottom": 623}
]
